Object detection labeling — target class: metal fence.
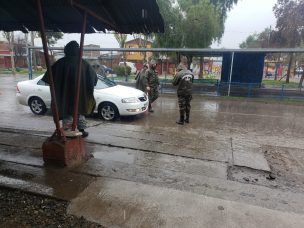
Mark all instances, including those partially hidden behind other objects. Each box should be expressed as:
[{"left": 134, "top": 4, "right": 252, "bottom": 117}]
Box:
[
  {"left": 117, "top": 78, "right": 304, "bottom": 101},
  {"left": 27, "top": 46, "right": 304, "bottom": 101}
]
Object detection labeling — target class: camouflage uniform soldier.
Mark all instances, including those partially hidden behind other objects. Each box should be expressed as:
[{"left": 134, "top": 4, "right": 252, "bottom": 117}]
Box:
[
  {"left": 172, "top": 56, "right": 194, "bottom": 125},
  {"left": 135, "top": 63, "right": 149, "bottom": 93},
  {"left": 146, "top": 59, "right": 160, "bottom": 112}
]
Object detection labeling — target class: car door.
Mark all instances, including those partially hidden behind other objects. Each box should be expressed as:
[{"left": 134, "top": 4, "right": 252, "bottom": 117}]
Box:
[{"left": 36, "top": 78, "right": 51, "bottom": 106}]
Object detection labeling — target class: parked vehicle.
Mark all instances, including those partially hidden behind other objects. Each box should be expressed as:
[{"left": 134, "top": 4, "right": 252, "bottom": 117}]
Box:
[
  {"left": 16, "top": 75, "right": 148, "bottom": 121},
  {"left": 91, "top": 63, "right": 114, "bottom": 76},
  {"left": 102, "top": 65, "right": 114, "bottom": 74},
  {"left": 119, "top": 61, "right": 137, "bottom": 74},
  {"left": 295, "top": 67, "right": 303, "bottom": 74}
]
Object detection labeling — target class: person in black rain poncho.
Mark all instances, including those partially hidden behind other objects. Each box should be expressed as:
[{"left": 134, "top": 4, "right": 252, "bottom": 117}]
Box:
[{"left": 42, "top": 41, "right": 97, "bottom": 137}]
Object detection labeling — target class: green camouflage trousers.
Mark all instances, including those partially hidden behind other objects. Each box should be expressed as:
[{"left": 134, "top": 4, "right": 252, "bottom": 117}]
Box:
[
  {"left": 178, "top": 94, "right": 192, "bottom": 115},
  {"left": 149, "top": 87, "right": 159, "bottom": 103}
]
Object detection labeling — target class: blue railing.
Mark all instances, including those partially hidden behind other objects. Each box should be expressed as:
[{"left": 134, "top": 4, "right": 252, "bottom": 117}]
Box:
[{"left": 159, "top": 79, "right": 304, "bottom": 100}]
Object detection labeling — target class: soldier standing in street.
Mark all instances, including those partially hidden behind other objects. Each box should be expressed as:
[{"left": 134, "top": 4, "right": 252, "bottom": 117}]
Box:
[
  {"left": 146, "top": 59, "right": 160, "bottom": 112},
  {"left": 172, "top": 56, "right": 194, "bottom": 125},
  {"left": 135, "top": 63, "right": 149, "bottom": 93}
]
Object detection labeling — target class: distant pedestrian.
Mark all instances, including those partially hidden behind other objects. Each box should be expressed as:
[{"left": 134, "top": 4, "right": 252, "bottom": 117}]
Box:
[
  {"left": 135, "top": 63, "right": 149, "bottom": 93},
  {"left": 172, "top": 56, "right": 194, "bottom": 125},
  {"left": 146, "top": 59, "right": 160, "bottom": 112}
]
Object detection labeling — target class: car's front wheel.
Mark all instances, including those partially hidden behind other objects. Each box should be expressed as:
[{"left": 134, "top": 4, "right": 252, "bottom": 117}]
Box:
[
  {"left": 98, "top": 102, "right": 119, "bottom": 121},
  {"left": 29, "top": 97, "right": 47, "bottom": 115}
]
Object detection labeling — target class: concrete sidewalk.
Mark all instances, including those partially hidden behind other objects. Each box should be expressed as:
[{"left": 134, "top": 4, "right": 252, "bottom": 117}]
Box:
[
  {"left": 68, "top": 178, "right": 304, "bottom": 228},
  {"left": 1, "top": 124, "right": 304, "bottom": 227}
]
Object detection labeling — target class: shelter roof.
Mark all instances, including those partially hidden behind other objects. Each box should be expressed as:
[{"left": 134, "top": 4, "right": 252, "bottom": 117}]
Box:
[{"left": 0, "top": 0, "right": 164, "bottom": 34}]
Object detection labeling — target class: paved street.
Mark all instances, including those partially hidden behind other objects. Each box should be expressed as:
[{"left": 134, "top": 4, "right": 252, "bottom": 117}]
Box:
[{"left": 1, "top": 74, "right": 304, "bottom": 227}]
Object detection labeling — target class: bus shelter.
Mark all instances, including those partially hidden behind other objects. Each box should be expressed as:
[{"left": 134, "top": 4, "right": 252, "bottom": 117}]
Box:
[{"left": 0, "top": 0, "right": 164, "bottom": 166}]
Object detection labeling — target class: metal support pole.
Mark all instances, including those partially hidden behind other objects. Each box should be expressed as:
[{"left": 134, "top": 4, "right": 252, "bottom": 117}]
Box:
[
  {"left": 216, "top": 79, "right": 220, "bottom": 96},
  {"left": 36, "top": 0, "right": 61, "bottom": 133},
  {"left": 228, "top": 52, "right": 235, "bottom": 96},
  {"left": 111, "top": 51, "right": 114, "bottom": 81},
  {"left": 247, "top": 83, "right": 252, "bottom": 97},
  {"left": 280, "top": 84, "right": 285, "bottom": 99},
  {"left": 160, "top": 81, "right": 163, "bottom": 94},
  {"left": 28, "top": 47, "right": 33, "bottom": 80},
  {"left": 72, "top": 11, "right": 87, "bottom": 131}
]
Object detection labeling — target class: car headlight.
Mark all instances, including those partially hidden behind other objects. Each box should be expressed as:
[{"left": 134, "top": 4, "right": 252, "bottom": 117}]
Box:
[{"left": 121, "top": 97, "right": 140, "bottom": 103}]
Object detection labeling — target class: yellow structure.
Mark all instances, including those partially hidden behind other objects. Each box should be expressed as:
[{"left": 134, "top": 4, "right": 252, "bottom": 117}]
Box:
[{"left": 124, "top": 38, "right": 152, "bottom": 62}]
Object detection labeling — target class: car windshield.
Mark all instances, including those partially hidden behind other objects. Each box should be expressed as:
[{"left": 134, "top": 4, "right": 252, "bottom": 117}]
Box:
[{"left": 95, "top": 75, "right": 116, "bottom": 89}]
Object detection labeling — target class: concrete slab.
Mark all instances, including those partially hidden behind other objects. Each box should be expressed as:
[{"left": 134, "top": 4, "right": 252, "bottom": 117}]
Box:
[
  {"left": 88, "top": 125, "right": 232, "bottom": 163},
  {"left": 0, "top": 162, "right": 95, "bottom": 200},
  {"left": 233, "top": 147, "right": 270, "bottom": 172},
  {"left": 86, "top": 143, "right": 228, "bottom": 179},
  {"left": 68, "top": 178, "right": 304, "bottom": 228}
]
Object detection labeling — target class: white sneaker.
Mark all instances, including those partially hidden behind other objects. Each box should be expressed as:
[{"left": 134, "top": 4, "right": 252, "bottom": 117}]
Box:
[{"left": 64, "top": 130, "right": 82, "bottom": 137}]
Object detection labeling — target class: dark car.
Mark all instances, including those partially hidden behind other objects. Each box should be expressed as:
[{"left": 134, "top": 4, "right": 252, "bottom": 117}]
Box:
[
  {"left": 91, "top": 64, "right": 113, "bottom": 76},
  {"left": 102, "top": 65, "right": 114, "bottom": 74}
]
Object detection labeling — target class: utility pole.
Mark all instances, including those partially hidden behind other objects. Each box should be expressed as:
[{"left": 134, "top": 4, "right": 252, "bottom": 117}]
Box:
[
  {"left": 30, "top": 31, "right": 37, "bottom": 70},
  {"left": 10, "top": 32, "right": 16, "bottom": 75},
  {"left": 268, "top": 26, "right": 271, "bottom": 47}
]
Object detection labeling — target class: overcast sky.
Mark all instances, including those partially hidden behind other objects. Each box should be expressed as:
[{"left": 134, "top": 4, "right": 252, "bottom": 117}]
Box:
[
  {"left": 211, "top": 0, "right": 277, "bottom": 48},
  {"left": 33, "top": 0, "right": 277, "bottom": 49}
]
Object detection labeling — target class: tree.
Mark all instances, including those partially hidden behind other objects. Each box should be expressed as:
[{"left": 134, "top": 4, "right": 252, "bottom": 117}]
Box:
[
  {"left": 154, "top": 0, "right": 238, "bottom": 48},
  {"left": 239, "top": 28, "right": 282, "bottom": 48},
  {"left": 37, "top": 32, "right": 63, "bottom": 58},
  {"left": 14, "top": 34, "right": 28, "bottom": 67},
  {"left": 25, "top": 33, "right": 29, "bottom": 69},
  {"left": 239, "top": 33, "right": 260, "bottom": 49},
  {"left": 181, "top": 0, "right": 238, "bottom": 39},
  {"left": 114, "top": 33, "right": 127, "bottom": 49},
  {"left": 30, "top": 32, "right": 38, "bottom": 70},
  {"left": 2, "top": 32, "right": 16, "bottom": 75},
  {"left": 209, "top": 0, "right": 239, "bottom": 37},
  {"left": 182, "top": 2, "right": 221, "bottom": 48},
  {"left": 273, "top": 0, "right": 304, "bottom": 83},
  {"left": 114, "top": 33, "right": 128, "bottom": 80},
  {"left": 38, "top": 32, "right": 63, "bottom": 47},
  {"left": 153, "top": 0, "right": 184, "bottom": 48}
]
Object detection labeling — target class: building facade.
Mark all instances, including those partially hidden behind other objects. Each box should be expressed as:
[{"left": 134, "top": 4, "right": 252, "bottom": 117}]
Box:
[
  {"left": 0, "top": 41, "right": 12, "bottom": 68},
  {"left": 124, "top": 38, "right": 153, "bottom": 62}
]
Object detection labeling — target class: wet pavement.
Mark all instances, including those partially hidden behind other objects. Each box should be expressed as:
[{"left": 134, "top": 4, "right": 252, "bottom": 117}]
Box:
[{"left": 1, "top": 74, "right": 304, "bottom": 227}]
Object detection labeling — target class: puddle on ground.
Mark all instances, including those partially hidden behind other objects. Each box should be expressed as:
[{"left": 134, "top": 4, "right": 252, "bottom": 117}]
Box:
[{"left": 92, "top": 150, "right": 136, "bottom": 164}]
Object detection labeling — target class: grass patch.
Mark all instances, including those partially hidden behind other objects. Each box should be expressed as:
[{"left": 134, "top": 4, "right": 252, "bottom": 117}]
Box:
[
  {"left": 110, "top": 75, "right": 136, "bottom": 81},
  {"left": 0, "top": 68, "right": 46, "bottom": 76},
  {"left": 262, "top": 79, "right": 300, "bottom": 88}
]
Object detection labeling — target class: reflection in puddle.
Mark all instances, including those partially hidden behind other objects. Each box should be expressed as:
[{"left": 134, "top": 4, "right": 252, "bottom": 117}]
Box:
[
  {"left": 93, "top": 151, "right": 135, "bottom": 164},
  {"left": 203, "top": 102, "right": 219, "bottom": 112}
]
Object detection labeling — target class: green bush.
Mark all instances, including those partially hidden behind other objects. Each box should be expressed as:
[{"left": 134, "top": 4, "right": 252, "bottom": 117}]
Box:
[{"left": 113, "top": 65, "right": 131, "bottom": 76}]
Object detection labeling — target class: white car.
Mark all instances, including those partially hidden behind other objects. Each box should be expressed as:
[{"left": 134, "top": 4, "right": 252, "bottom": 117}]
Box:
[
  {"left": 16, "top": 75, "right": 149, "bottom": 121},
  {"left": 119, "top": 61, "right": 137, "bottom": 74}
]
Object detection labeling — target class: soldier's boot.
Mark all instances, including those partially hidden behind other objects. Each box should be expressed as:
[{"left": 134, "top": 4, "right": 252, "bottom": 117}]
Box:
[
  {"left": 176, "top": 111, "right": 184, "bottom": 125},
  {"left": 185, "top": 113, "right": 190, "bottom": 123},
  {"left": 148, "top": 103, "right": 154, "bottom": 112}
]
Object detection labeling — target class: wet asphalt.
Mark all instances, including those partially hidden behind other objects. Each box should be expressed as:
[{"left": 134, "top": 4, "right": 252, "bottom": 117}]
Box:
[{"left": 1, "top": 74, "right": 304, "bottom": 227}]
